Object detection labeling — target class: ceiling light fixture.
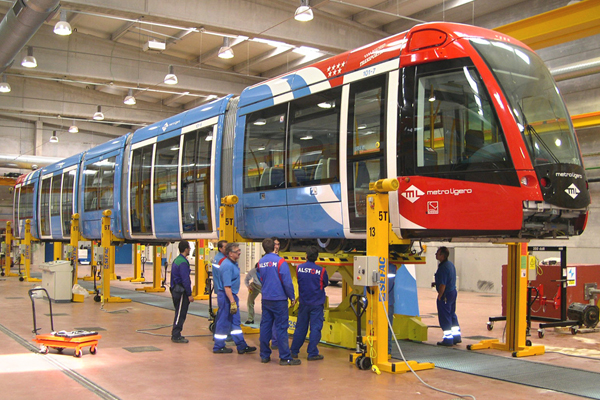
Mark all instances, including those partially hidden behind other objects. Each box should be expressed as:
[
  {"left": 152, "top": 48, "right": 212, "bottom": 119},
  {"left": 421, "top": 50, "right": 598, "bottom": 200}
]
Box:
[
  {"left": 143, "top": 38, "right": 166, "bottom": 51},
  {"left": 218, "top": 37, "right": 234, "bottom": 59},
  {"left": 295, "top": 0, "right": 314, "bottom": 22},
  {"left": 164, "top": 65, "right": 178, "bottom": 85},
  {"left": 124, "top": 89, "right": 136, "bottom": 105},
  {"left": 68, "top": 123, "right": 78, "bottom": 133},
  {"left": 0, "top": 75, "right": 10, "bottom": 93},
  {"left": 54, "top": 10, "right": 72, "bottom": 36},
  {"left": 50, "top": 131, "right": 59, "bottom": 143},
  {"left": 21, "top": 46, "right": 37, "bottom": 68},
  {"left": 93, "top": 105, "right": 104, "bottom": 120}
]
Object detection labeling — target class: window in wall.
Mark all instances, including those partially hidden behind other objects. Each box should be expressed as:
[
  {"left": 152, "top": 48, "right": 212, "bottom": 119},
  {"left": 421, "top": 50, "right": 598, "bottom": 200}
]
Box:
[
  {"left": 181, "top": 126, "right": 213, "bottom": 232},
  {"left": 154, "top": 137, "right": 180, "bottom": 203},
  {"left": 61, "top": 171, "right": 75, "bottom": 236},
  {"left": 288, "top": 88, "right": 341, "bottom": 187},
  {"left": 40, "top": 177, "right": 51, "bottom": 235},
  {"left": 243, "top": 104, "right": 288, "bottom": 192},
  {"left": 130, "top": 145, "right": 154, "bottom": 234},
  {"left": 415, "top": 65, "right": 509, "bottom": 172},
  {"left": 347, "top": 74, "right": 387, "bottom": 231}
]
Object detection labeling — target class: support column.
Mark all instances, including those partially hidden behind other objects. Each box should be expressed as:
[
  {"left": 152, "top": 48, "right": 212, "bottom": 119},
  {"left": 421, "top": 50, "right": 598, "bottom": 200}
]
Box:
[
  {"left": 100, "top": 210, "right": 130, "bottom": 303},
  {"left": 53, "top": 242, "right": 62, "bottom": 261},
  {"left": 4, "top": 221, "right": 18, "bottom": 277},
  {"left": 468, "top": 243, "right": 544, "bottom": 357},
  {"left": 122, "top": 244, "right": 144, "bottom": 282},
  {"left": 136, "top": 245, "right": 165, "bottom": 292},
  {"left": 193, "top": 239, "right": 209, "bottom": 300},
  {"left": 23, "top": 219, "right": 41, "bottom": 282},
  {"left": 70, "top": 214, "right": 85, "bottom": 302}
]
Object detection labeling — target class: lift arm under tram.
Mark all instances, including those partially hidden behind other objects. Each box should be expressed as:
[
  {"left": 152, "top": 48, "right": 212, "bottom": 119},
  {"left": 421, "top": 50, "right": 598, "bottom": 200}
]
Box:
[
  {"left": 99, "top": 210, "right": 131, "bottom": 303},
  {"left": 135, "top": 245, "right": 166, "bottom": 293},
  {"left": 122, "top": 244, "right": 145, "bottom": 283},
  {"left": 348, "top": 178, "right": 434, "bottom": 374}
]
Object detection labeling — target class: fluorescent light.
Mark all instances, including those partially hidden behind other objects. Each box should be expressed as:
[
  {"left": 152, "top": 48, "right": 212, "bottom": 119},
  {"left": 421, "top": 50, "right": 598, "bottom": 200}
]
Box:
[
  {"left": 253, "top": 119, "right": 267, "bottom": 126},
  {"left": 293, "top": 46, "right": 320, "bottom": 55},
  {"left": 295, "top": 0, "right": 314, "bottom": 22},
  {"left": 68, "top": 124, "right": 78, "bottom": 133},
  {"left": 300, "top": 135, "right": 313, "bottom": 140},
  {"left": 318, "top": 101, "right": 332, "bottom": 109},
  {"left": 257, "top": 146, "right": 265, "bottom": 151},
  {"left": 205, "top": 135, "right": 213, "bottom": 141},
  {"left": 54, "top": 10, "right": 72, "bottom": 36},
  {"left": 93, "top": 105, "right": 104, "bottom": 120},
  {"left": 0, "top": 75, "right": 10, "bottom": 93},
  {"left": 21, "top": 47, "right": 37, "bottom": 68},
  {"left": 218, "top": 37, "right": 234, "bottom": 59},
  {"left": 50, "top": 131, "right": 59, "bottom": 143},
  {"left": 144, "top": 39, "right": 166, "bottom": 51},
  {"left": 357, "top": 124, "right": 367, "bottom": 130},
  {"left": 164, "top": 65, "right": 178, "bottom": 85},
  {"left": 124, "top": 89, "right": 136, "bottom": 105}
]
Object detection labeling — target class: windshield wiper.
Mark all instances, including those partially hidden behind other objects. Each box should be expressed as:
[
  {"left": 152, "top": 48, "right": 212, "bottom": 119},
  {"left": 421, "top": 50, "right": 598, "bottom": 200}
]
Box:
[{"left": 515, "top": 103, "right": 560, "bottom": 164}]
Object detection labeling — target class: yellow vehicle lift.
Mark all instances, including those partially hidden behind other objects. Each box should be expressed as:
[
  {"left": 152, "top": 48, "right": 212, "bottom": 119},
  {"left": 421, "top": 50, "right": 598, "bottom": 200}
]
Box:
[
  {"left": 21, "top": 219, "right": 41, "bottom": 283},
  {"left": 69, "top": 214, "right": 85, "bottom": 302},
  {"left": 136, "top": 245, "right": 166, "bottom": 293},
  {"left": 3, "top": 221, "right": 18, "bottom": 277},
  {"left": 122, "top": 244, "right": 145, "bottom": 282},
  {"left": 100, "top": 210, "right": 131, "bottom": 303},
  {"left": 81, "top": 241, "right": 98, "bottom": 282},
  {"left": 467, "top": 242, "right": 545, "bottom": 357},
  {"left": 193, "top": 239, "right": 210, "bottom": 300},
  {"left": 348, "top": 178, "right": 434, "bottom": 374}
]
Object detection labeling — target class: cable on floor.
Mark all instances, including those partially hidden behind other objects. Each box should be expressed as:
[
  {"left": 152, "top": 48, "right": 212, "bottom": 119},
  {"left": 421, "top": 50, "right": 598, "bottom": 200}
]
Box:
[
  {"left": 136, "top": 324, "right": 213, "bottom": 337},
  {"left": 545, "top": 350, "right": 600, "bottom": 361},
  {"left": 381, "top": 292, "right": 476, "bottom": 400}
]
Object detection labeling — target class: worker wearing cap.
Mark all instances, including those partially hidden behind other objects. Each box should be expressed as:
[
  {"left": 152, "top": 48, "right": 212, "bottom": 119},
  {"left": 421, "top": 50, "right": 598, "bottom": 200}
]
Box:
[
  {"left": 170, "top": 240, "right": 194, "bottom": 343},
  {"left": 212, "top": 242, "right": 256, "bottom": 355},
  {"left": 290, "top": 246, "right": 328, "bottom": 361}
]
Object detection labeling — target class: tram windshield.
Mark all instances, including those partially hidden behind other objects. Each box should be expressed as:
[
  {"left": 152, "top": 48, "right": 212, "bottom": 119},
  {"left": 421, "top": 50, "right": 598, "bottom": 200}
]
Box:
[{"left": 471, "top": 39, "right": 582, "bottom": 167}]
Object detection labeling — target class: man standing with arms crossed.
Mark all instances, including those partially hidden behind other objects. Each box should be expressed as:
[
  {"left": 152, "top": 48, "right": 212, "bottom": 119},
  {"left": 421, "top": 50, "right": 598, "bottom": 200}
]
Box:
[
  {"left": 257, "top": 238, "right": 300, "bottom": 365},
  {"left": 435, "top": 246, "right": 461, "bottom": 346},
  {"left": 213, "top": 242, "right": 256, "bottom": 354}
]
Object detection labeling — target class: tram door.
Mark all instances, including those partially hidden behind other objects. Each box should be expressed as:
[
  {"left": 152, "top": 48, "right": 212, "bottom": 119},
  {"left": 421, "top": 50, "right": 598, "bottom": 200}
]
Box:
[
  {"left": 347, "top": 75, "right": 387, "bottom": 232},
  {"left": 129, "top": 142, "right": 154, "bottom": 237}
]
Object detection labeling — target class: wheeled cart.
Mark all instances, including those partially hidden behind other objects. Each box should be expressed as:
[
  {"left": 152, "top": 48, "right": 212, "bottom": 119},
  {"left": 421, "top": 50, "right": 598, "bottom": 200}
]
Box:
[{"left": 29, "top": 287, "right": 101, "bottom": 357}]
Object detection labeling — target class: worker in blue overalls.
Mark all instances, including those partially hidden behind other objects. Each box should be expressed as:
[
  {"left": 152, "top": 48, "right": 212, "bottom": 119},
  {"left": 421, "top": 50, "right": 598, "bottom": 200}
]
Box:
[
  {"left": 257, "top": 238, "right": 300, "bottom": 365},
  {"left": 170, "top": 240, "right": 194, "bottom": 343},
  {"left": 434, "top": 246, "right": 461, "bottom": 346},
  {"left": 290, "top": 246, "right": 328, "bottom": 361},
  {"left": 213, "top": 242, "right": 256, "bottom": 355}
]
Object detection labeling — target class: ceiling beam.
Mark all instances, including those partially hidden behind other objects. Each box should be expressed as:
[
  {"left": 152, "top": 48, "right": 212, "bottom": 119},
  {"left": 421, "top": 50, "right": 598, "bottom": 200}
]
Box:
[
  {"left": 111, "top": 19, "right": 140, "bottom": 42},
  {"left": 232, "top": 46, "right": 294, "bottom": 74}
]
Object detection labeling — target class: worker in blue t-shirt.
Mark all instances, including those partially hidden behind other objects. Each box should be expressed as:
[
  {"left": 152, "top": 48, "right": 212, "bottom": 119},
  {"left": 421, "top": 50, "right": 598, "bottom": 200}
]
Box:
[
  {"left": 290, "top": 246, "right": 328, "bottom": 361},
  {"left": 170, "top": 240, "right": 194, "bottom": 343},
  {"left": 257, "top": 238, "right": 300, "bottom": 366},
  {"left": 212, "top": 242, "right": 256, "bottom": 355},
  {"left": 434, "top": 246, "right": 461, "bottom": 346}
]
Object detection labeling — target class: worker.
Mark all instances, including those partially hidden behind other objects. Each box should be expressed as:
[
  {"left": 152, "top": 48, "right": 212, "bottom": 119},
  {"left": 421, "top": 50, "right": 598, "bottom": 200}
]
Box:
[
  {"left": 290, "top": 246, "right": 328, "bottom": 360},
  {"left": 170, "top": 240, "right": 194, "bottom": 344},
  {"left": 213, "top": 242, "right": 256, "bottom": 354},
  {"left": 257, "top": 238, "right": 300, "bottom": 365},
  {"left": 434, "top": 246, "right": 461, "bottom": 346},
  {"left": 211, "top": 240, "right": 228, "bottom": 291},
  {"left": 244, "top": 263, "right": 261, "bottom": 325}
]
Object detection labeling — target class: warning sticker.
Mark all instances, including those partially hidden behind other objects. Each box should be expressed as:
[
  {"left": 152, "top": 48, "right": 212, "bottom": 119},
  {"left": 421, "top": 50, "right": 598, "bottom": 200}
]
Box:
[
  {"left": 567, "top": 266, "right": 576, "bottom": 287},
  {"left": 427, "top": 201, "right": 439, "bottom": 214}
]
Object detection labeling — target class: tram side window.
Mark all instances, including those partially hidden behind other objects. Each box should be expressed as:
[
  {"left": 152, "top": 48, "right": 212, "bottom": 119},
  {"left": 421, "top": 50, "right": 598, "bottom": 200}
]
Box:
[
  {"left": 40, "top": 178, "right": 50, "bottom": 235},
  {"left": 130, "top": 145, "right": 153, "bottom": 234},
  {"left": 19, "top": 183, "right": 34, "bottom": 220},
  {"left": 288, "top": 88, "right": 341, "bottom": 187},
  {"left": 181, "top": 127, "right": 213, "bottom": 232},
  {"left": 154, "top": 137, "right": 180, "bottom": 203},
  {"left": 50, "top": 175, "right": 61, "bottom": 217},
  {"left": 84, "top": 156, "right": 116, "bottom": 212},
  {"left": 243, "top": 104, "right": 288, "bottom": 192},
  {"left": 61, "top": 171, "right": 75, "bottom": 236},
  {"left": 415, "top": 66, "right": 509, "bottom": 172}
]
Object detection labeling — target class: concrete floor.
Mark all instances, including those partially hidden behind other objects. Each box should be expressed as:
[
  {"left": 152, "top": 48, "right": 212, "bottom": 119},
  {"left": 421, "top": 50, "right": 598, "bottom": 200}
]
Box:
[{"left": 1, "top": 262, "right": 599, "bottom": 400}]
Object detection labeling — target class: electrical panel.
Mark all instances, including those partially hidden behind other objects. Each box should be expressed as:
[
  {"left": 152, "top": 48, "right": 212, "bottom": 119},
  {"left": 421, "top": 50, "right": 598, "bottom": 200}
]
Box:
[{"left": 354, "top": 256, "right": 379, "bottom": 286}]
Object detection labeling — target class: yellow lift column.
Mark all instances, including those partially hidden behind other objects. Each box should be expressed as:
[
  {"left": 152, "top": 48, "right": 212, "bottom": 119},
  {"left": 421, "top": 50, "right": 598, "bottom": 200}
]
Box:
[
  {"left": 22, "top": 219, "right": 41, "bottom": 282},
  {"left": 468, "top": 242, "right": 544, "bottom": 357},
  {"left": 53, "top": 241, "right": 62, "bottom": 261},
  {"left": 122, "top": 244, "right": 144, "bottom": 282},
  {"left": 70, "top": 214, "right": 85, "bottom": 302},
  {"left": 350, "top": 178, "right": 434, "bottom": 374},
  {"left": 3, "top": 221, "right": 18, "bottom": 277},
  {"left": 100, "top": 210, "right": 131, "bottom": 303},
  {"left": 193, "top": 239, "right": 210, "bottom": 300},
  {"left": 136, "top": 245, "right": 166, "bottom": 292}
]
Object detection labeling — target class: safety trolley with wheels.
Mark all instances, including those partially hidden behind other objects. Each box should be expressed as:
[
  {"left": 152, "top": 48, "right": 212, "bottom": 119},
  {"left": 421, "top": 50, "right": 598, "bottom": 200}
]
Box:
[{"left": 29, "top": 287, "right": 102, "bottom": 357}]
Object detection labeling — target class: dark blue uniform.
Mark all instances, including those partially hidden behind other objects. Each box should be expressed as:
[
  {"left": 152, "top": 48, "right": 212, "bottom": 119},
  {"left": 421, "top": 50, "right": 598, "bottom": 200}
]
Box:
[
  {"left": 290, "top": 261, "right": 328, "bottom": 358},
  {"left": 170, "top": 254, "right": 192, "bottom": 340},
  {"left": 213, "top": 257, "right": 250, "bottom": 352},
  {"left": 257, "top": 253, "right": 295, "bottom": 361},
  {"left": 435, "top": 259, "right": 460, "bottom": 344}
]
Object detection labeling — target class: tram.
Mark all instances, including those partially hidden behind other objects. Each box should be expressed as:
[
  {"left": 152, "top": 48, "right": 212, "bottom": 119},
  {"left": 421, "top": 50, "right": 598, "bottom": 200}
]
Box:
[{"left": 13, "top": 22, "right": 590, "bottom": 251}]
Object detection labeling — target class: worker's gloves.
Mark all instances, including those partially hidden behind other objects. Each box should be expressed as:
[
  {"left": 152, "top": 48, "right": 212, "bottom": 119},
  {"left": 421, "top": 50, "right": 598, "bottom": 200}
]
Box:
[{"left": 230, "top": 302, "right": 238, "bottom": 314}]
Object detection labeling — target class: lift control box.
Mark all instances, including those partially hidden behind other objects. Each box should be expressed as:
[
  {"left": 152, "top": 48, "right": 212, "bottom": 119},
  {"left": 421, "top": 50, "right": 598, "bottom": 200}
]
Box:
[{"left": 354, "top": 256, "right": 379, "bottom": 286}]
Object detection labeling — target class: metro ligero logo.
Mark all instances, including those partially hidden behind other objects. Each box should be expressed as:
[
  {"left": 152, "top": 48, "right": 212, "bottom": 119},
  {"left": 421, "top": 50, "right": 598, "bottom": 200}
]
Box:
[
  {"left": 401, "top": 185, "right": 424, "bottom": 203},
  {"left": 565, "top": 183, "right": 580, "bottom": 199}
]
